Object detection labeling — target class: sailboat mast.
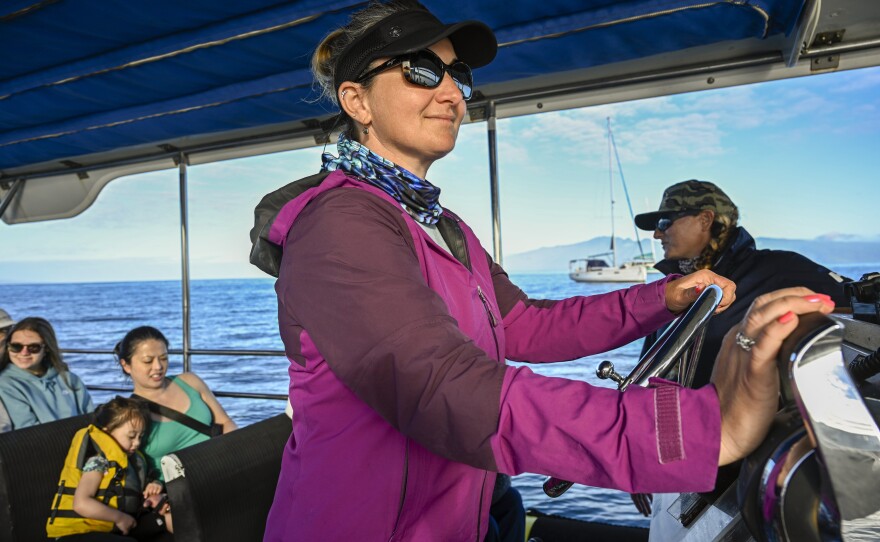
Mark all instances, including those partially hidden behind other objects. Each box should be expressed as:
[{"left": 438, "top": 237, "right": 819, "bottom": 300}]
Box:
[
  {"left": 609, "top": 120, "right": 646, "bottom": 260},
  {"left": 607, "top": 117, "right": 617, "bottom": 267}
]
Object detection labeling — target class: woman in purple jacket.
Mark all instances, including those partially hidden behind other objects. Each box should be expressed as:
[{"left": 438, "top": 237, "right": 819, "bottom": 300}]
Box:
[{"left": 248, "top": 2, "right": 835, "bottom": 540}]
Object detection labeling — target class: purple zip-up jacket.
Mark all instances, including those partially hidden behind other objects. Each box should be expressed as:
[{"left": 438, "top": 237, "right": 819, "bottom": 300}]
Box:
[{"left": 251, "top": 171, "right": 721, "bottom": 541}]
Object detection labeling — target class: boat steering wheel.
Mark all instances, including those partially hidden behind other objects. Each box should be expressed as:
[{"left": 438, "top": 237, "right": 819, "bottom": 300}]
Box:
[{"left": 599, "top": 283, "right": 724, "bottom": 391}]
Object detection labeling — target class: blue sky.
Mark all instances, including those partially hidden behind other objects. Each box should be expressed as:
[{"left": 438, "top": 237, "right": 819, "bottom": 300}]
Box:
[{"left": 1, "top": 66, "right": 878, "bottom": 283}]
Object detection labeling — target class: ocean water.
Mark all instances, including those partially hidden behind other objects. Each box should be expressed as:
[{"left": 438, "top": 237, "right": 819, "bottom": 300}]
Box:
[{"left": 1, "top": 262, "right": 876, "bottom": 527}]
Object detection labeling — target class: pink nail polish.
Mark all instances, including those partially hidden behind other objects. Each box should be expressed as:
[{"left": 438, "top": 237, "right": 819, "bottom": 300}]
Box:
[
  {"left": 803, "top": 294, "right": 827, "bottom": 303},
  {"left": 778, "top": 311, "right": 795, "bottom": 324},
  {"left": 695, "top": 285, "right": 704, "bottom": 294}
]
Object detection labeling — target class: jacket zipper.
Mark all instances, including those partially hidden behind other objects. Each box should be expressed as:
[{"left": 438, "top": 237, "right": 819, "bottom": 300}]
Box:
[
  {"left": 477, "top": 285, "right": 501, "bottom": 361},
  {"left": 388, "top": 439, "right": 409, "bottom": 541},
  {"left": 443, "top": 212, "right": 497, "bottom": 540},
  {"left": 475, "top": 470, "right": 488, "bottom": 541}
]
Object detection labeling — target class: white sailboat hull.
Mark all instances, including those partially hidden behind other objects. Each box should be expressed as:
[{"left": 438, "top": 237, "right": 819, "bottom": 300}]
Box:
[{"left": 569, "top": 265, "right": 647, "bottom": 283}]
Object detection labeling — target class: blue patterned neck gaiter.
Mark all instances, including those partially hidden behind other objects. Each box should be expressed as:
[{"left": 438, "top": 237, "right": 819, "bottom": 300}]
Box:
[{"left": 321, "top": 133, "right": 443, "bottom": 225}]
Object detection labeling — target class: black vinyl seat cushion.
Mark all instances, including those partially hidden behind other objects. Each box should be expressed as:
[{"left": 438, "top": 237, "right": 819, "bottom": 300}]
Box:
[
  {"left": 166, "top": 413, "right": 291, "bottom": 542},
  {"left": 0, "top": 412, "right": 291, "bottom": 542},
  {"left": 0, "top": 413, "right": 92, "bottom": 542}
]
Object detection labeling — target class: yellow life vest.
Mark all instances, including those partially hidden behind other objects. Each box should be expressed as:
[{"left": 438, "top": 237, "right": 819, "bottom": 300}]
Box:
[{"left": 46, "top": 424, "right": 146, "bottom": 538}]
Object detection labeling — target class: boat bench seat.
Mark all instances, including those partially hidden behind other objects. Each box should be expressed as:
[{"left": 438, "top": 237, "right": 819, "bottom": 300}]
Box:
[
  {"left": 0, "top": 412, "right": 291, "bottom": 542},
  {"left": 164, "top": 413, "right": 291, "bottom": 542},
  {"left": 0, "top": 413, "right": 92, "bottom": 542}
]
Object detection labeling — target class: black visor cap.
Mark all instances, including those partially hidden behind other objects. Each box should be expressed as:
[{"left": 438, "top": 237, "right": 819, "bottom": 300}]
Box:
[
  {"left": 334, "top": 8, "right": 497, "bottom": 93},
  {"left": 634, "top": 211, "right": 669, "bottom": 231}
]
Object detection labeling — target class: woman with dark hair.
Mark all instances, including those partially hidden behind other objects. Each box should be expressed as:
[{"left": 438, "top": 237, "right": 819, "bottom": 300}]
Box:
[
  {"left": 249, "top": 2, "right": 832, "bottom": 540},
  {"left": 114, "top": 326, "right": 237, "bottom": 481},
  {"left": 0, "top": 317, "right": 94, "bottom": 430}
]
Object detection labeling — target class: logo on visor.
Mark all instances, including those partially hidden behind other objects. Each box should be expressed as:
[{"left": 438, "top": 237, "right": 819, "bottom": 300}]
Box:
[{"left": 388, "top": 26, "right": 402, "bottom": 38}]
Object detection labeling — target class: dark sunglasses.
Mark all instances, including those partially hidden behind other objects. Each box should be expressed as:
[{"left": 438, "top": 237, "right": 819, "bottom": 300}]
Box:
[
  {"left": 356, "top": 49, "right": 474, "bottom": 100},
  {"left": 8, "top": 342, "right": 44, "bottom": 354},
  {"left": 656, "top": 210, "right": 701, "bottom": 232}
]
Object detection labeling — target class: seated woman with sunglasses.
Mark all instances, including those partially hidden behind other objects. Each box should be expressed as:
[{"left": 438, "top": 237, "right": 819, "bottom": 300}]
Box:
[
  {"left": 246, "top": 3, "right": 841, "bottom": 541},
  {"left": 0, "top": 317, "right": 94, "bottom": 431}
]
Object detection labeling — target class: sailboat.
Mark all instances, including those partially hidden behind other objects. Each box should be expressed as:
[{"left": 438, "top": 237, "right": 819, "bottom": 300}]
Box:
[{"left": 569, "top": 118, "right": 654, "bottom": 283}]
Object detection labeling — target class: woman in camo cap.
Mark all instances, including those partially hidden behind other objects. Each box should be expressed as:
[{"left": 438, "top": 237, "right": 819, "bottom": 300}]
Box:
[{"left": 635, "top": 179, "right": 847, "bottom": 388}]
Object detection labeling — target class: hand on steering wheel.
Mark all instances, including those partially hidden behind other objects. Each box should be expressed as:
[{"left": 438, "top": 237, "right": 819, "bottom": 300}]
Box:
[
  {"left": 664, "top": 269, "right": 736, "bottom": 314},
  {"left": 712, "top": 288, "right": 834, "bottom": 466}
]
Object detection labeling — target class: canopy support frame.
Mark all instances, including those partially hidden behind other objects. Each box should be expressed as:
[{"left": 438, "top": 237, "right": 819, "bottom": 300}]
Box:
[
  {"left": 0, "top": 178, "right": 23, "bottom": 221},
  {"left": 486, "top": 101, "right": 503, "bottom": 266},
  {"left": 178, "top": 153, "right": 192, "bottom": 372}
]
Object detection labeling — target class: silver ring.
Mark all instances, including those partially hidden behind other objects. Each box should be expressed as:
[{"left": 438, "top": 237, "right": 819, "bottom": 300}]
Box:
[{"left": 735, "top": 331, "right": 757, "bottom": 352}]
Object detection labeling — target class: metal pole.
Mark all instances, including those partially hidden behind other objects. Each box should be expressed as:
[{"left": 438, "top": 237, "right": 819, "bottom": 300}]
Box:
[
  {"left": 803, "top": 36, "right": 880, "bottom": 56},
  {"left": 608, "top": 119, "right": 646, "bottom": 258},
  {"left": 0, "top": 179, "right": 24, "bottom": 220},
  {"left": 178, "top": 154, "right": 192, "bottom": 372},
  {"left": 607, "top": 117, "right": 617, "bottom": 267},
  {"left": 486, "top": 101, "right": 503, "bottom": 265}
]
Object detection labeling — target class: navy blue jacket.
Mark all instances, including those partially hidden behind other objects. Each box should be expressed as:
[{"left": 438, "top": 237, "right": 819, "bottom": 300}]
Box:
[{"left": 651, "top": 227, "right": 848, "bottom": 387}]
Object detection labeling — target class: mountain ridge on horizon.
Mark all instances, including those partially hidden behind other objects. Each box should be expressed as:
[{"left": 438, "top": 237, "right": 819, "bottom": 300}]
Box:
[{"left": 504, "top": 234, "right": 880, "bottom": 273}]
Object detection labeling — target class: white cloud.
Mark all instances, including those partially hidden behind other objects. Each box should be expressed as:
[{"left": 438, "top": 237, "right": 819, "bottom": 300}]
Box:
[
  {"left": 828, "top": 67, "right": 880, "bottom": 93},
  {"left": 622, "top": 114, "right": 725, "bottom": 161},
  {"left": 510, "top": 106, "right": 725, "bottom": 165}
]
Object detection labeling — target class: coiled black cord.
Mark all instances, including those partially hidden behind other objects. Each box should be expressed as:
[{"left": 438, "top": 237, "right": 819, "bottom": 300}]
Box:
[{"left": 849, "top": 347, "right": 880, "bottom": 383}]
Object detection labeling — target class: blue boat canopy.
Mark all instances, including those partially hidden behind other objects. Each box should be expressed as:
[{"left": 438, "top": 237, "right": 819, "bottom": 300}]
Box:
[{"left": 2, "top": 0, "right": 879, "bottom": 223}]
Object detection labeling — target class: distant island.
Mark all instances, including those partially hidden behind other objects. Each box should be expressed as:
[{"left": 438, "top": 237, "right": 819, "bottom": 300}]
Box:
[
  {"left": 503, "top": 235, "right": 880, "bottom": 274},
  {"left": 1, "top": 234, "right": 877, "bottom": 285}
]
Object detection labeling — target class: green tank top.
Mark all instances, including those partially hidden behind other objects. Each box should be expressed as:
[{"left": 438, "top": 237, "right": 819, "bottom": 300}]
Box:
[{"left": 142, "top": 376, "right": 213, "bottom": 481}]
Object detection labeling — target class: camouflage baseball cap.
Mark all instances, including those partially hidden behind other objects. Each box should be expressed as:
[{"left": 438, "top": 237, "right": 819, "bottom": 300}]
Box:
[{"left": 634, "top": 180, "right": 736, "bottom": 231}]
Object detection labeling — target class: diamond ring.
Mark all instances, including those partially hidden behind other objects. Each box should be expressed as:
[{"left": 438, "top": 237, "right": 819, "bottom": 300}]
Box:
[{"left": 735, "top": 331, "right": 757, "bottom": 352}]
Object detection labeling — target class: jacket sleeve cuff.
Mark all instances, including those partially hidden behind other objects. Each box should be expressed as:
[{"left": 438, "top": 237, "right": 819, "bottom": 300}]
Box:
[
  {"left": 651, "top": 273, "right": 682, "bottom": 311},
  {"left": 647, "top": 378, "right": 721, "bottom": 491},
  {"left": 632, "top": 274, "right": 682, "bottom": 330},
  {"left": 490, "top": 368, "right": 721, "bottom": 494}
]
